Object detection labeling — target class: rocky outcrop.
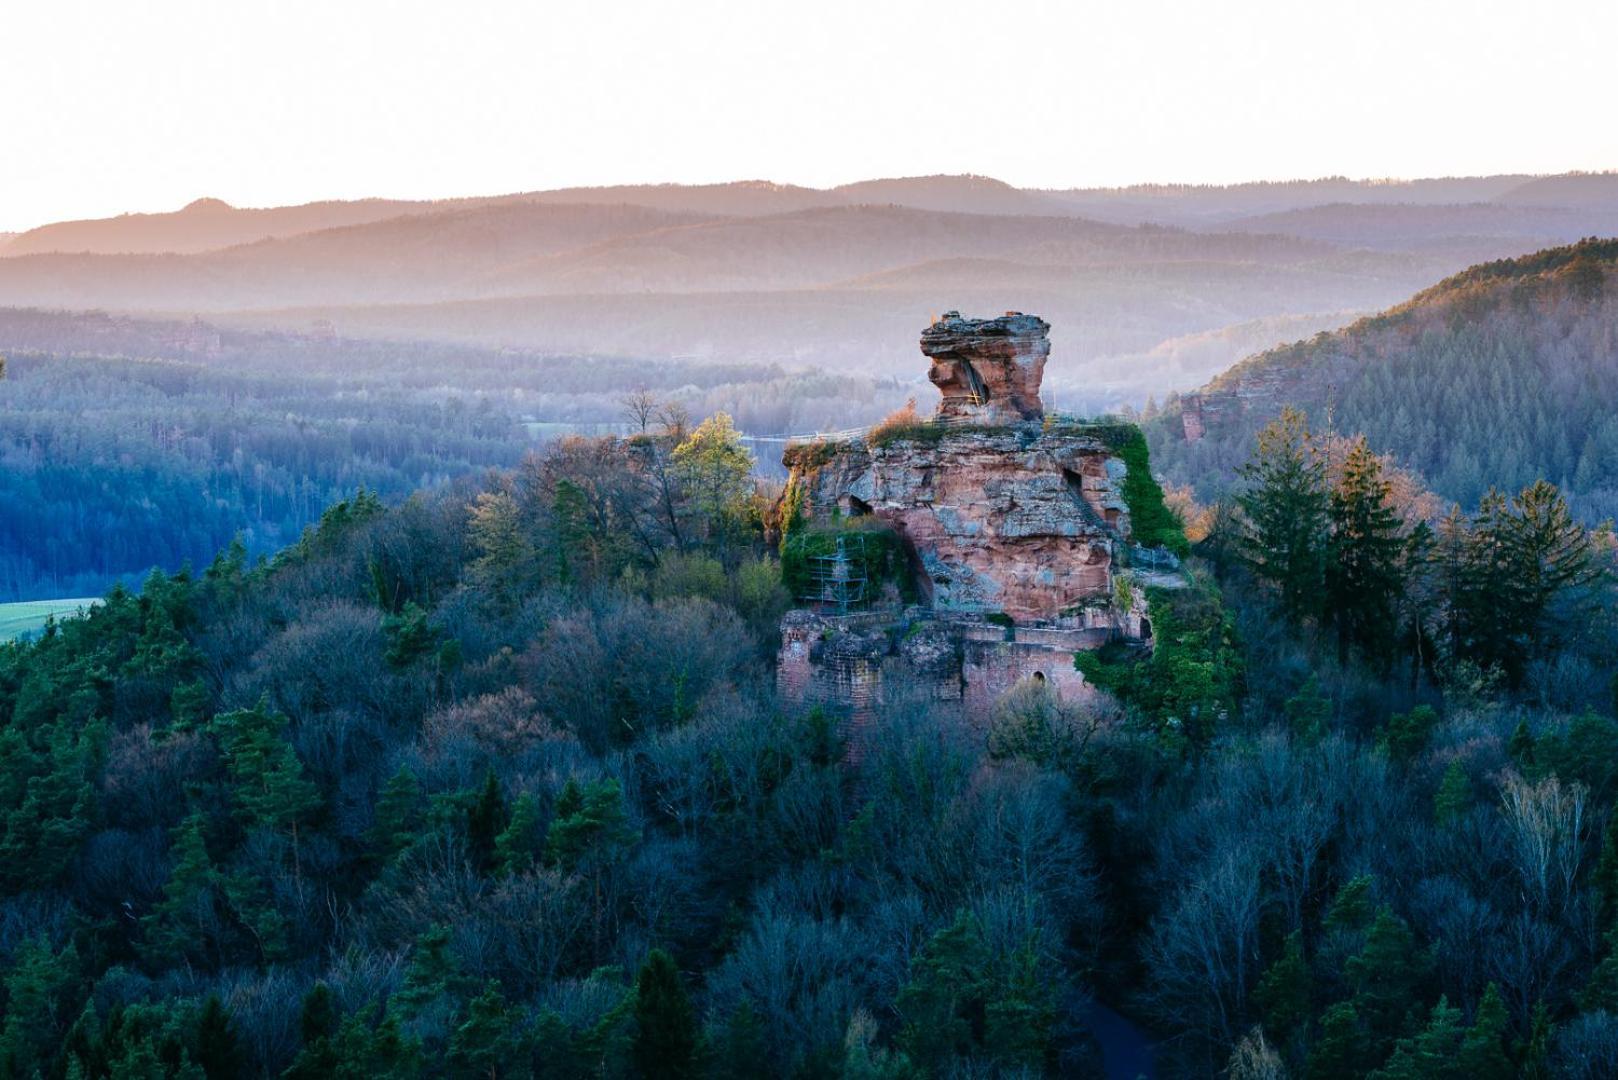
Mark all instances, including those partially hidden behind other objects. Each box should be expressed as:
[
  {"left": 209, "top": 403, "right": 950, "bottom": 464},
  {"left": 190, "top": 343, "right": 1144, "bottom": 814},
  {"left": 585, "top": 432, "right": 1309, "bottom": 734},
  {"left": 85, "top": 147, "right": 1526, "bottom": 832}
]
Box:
[
  {"left": 921, "top": 311, "right": 1050, "bottom": 423},
  {"left": 785, "top": 426, "right": 1131, "bottom": 623},
  {"left": 777, "top": 310, "right": 1181, "bottom": 728}
]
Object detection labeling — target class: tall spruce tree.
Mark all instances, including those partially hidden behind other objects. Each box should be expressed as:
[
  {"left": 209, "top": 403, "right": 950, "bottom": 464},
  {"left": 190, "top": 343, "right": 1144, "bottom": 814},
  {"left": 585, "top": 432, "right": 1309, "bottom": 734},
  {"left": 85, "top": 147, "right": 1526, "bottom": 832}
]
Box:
[
  {"left": 1238, "top": 408, "right": 1330, "bottom": 627},
  {"left": 632, "top": 949, "right": 698, "bottom": 1080},
  {"left": 1327, "top": 438, "right": 1405, "bottom": 666}
]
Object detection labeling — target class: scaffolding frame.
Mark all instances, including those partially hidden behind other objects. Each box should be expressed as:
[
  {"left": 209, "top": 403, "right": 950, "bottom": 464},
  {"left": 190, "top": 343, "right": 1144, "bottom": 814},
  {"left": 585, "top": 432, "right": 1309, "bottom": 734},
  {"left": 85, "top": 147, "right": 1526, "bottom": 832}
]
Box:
[{"left": 802, "top": 533, "right": 870, "bottom": 614}]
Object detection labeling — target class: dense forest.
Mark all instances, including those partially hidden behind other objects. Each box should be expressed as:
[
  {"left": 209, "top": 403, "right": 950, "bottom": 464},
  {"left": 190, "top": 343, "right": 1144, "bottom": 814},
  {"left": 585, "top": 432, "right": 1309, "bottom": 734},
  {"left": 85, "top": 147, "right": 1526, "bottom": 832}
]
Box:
[
  {"left": 0, "top": 314, "right": 914, "bottom": 600},
  {"left": 1149, "top": 239, "right": 1618, "bottom": 522},
  {"left": 1, "top": 388, "right": 1616, "bottom": 1078}
]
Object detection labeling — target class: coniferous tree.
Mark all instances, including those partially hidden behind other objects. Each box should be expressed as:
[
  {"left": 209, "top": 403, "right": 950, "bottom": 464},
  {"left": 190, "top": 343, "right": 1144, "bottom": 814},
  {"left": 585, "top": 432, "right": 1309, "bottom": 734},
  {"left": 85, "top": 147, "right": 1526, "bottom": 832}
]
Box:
[
  {"left": 367, "top": 766, "right": 424, "bottom": 863},
  {"left": 633, "top": 949, "right": 698, "bottom": 1080},
  {"left": 192, "top": 995, "right": 241, "bottom": 1080},
  {"left": 1238, "top": 408, "right": 1330, "bottom": 627},
  {"left": 1327, "top": 438, "right": 1405, "bottom": 666},
  {"left": 1254, "top": 931, "right": 1312, "bottom": 1039},
  {"left": 493, "top": 792, "right": 543, "bottom": 877},
  {"left": 1456, "top": 983, "right": 1513, "bottom": 1080},
  {"left": 1434, "top": 760, "right": 1473, "bottom": 825}
]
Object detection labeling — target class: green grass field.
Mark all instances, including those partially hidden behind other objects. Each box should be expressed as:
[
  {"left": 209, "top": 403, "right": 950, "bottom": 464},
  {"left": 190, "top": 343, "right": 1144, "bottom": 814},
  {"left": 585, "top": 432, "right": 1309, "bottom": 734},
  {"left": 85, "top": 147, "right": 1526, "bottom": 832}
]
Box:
[{"left": 0, "top": 598, "right": 103, "bottom": 642}]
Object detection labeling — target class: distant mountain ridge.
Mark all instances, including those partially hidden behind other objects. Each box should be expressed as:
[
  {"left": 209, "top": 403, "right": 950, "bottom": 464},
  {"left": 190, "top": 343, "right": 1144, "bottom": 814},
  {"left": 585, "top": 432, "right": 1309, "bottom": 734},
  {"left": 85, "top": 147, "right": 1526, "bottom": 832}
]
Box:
[
  {"left": 1148, "top": 238, "right": 1618, "bottom": 520},
  {"left": 3, "top": 171, "right": 1615, "bottom": 410}
]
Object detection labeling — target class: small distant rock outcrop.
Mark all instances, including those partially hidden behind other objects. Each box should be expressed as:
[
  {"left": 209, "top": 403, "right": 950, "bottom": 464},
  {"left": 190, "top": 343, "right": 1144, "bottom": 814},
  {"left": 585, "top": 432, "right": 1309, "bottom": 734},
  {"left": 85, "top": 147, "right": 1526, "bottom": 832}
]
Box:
[
  {"left": 775, "top": 312, "right": 1182, "bottom": 731},
  {"left": 921, "top": 310, "right": 1050, "bottom": 424}
]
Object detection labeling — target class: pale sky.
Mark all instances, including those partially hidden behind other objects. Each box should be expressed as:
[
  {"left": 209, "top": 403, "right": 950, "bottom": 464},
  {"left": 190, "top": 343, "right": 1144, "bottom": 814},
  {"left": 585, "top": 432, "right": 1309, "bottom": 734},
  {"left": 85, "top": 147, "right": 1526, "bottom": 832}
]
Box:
[{"left": 3, "top": 0, "right": 1615, "bottom": 232}]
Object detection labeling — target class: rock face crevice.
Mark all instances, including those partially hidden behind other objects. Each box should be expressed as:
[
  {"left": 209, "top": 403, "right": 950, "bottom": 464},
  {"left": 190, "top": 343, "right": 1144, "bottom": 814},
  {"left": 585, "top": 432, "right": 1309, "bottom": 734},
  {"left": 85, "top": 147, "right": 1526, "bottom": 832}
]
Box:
[{"left": 921, "top": 311, "right": 1051, "bottom": 424}]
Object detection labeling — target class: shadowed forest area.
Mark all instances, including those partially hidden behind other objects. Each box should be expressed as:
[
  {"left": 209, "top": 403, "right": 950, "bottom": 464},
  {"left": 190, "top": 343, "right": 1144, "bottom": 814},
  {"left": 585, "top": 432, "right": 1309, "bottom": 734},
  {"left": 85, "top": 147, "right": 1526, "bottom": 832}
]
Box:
[{"left": 1, "top": 389, "right": 1616, "bottom": 1078}]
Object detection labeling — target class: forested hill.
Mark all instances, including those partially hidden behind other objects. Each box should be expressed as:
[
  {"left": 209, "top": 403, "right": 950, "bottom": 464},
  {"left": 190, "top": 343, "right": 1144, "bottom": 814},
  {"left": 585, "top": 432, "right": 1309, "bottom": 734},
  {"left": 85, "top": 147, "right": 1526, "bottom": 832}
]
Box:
[{"left": 1148, "top": 237, "right": 1618, "bottom": 520}]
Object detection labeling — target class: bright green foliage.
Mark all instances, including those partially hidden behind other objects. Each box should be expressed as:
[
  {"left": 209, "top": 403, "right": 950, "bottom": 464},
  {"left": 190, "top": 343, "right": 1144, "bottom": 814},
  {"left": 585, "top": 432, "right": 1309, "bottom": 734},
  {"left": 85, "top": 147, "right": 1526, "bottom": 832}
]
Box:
[
  {"left": 1074, "top": 582, "right": 1240, "bottom": 749},
  {"left": 1237, "top": 407, "right": 1330, "bottom": 626},
  {"left": 368, "top": 766, "right": 424, "bottom": 862},
  {"left": 494, "top": 792, "right": 543, "bottom": 876},
  {"left": 210, "top": 698, "right": 321, "bottom": 840},
  {"left": 0, "top": 936, "right": 80, "bottom": 1079},
  {"left": 780, "top": 523, "right": 915, "bottom": 606},
  {"left": 382, "top": 601, "right": 438, "bottom": 670},
  {"left": 671, "top": 413, "right": 755, "bottom": 550},
  {"left": 1327, "top": 438, "right": 1406, "bottom": 666},
  {"left": 1433, "top": 760, "right": 1473, "bottom": 825},
  {"left": 466, "top": 490, "right": 535, "bottom": 608},
  {"left": 1255, "top": 931, "right": 1312, "bottom": 1038},
  {"left": 633, "top": 949, "right": 698, "bottom": 1080},
  {"left": 1380, "top": 705, "right": 1439, "bottom": 766},
  {"left": 895, "top": 910, "right": 1055, "bottom": 1073},
  {"left": 545, "top": 778, "right": 637, "bottom": 873},
  {"left": 1103, "top": 424, "right": 1189, "bottom": 556}
]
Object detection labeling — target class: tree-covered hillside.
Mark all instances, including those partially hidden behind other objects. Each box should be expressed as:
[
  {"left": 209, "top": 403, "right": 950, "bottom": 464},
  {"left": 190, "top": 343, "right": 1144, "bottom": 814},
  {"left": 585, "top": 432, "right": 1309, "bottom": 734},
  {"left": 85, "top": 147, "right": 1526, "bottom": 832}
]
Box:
[
  {"left": 1, "top": 399, "right": 1617, "bottom": 1077},
  {"left": 1149, "top": 238, "right": 1618, "bottom": 521}
]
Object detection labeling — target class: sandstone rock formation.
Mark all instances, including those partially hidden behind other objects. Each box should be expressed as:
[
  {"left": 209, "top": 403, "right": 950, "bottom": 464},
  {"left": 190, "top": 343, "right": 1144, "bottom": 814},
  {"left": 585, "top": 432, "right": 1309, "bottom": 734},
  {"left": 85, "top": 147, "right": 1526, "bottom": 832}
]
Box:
[
  {"left": 921, "top": 311, "right": 1050, "bottom": 424},
  {"left": 785, "top": 427, "right": 1130, "bottom": 623},
  {"left": 776, "top": 311, "right": 1179, "bottom": 727}
]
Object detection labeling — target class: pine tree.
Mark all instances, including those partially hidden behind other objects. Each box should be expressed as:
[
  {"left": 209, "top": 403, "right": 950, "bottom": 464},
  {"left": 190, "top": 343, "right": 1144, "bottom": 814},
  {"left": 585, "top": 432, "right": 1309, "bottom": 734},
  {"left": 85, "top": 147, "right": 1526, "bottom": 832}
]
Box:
[
  {"left": 0, "top": 936, "right": 80, "bottom": 1079},
  {"left": 1327, "top": 438, "right": 1406, "bottom": 666},
  {"left": 1456, "top": 983, "right": 1513, "bottom": 1080},
  {"left": 1374, "top": 996, "right": 1464, "bottom": 1080},
  {"left": 382, "top": 602, "right": 438, "bottom": 670},
  {"left": 393, "top": 925, "right": 467, "bottom": 1020},
  {"left": 142, "top": 812, "right": 217, "bottom": 966},
  {"left": 210, "top": 698, "right": 322, "bottom": 868},
  {"left": 192, "top": 995, "right": 241, "bottom": 1080},
  {"left": 1307, "top": 1001, "right": 1365, "bottom": 1080},
  {"left": 1346, "top": 907, "right": 1428, "bottom": 1054},
  {"left": 367, "top": 766, "right": 423, "bottom": 863},
  {"left": 447, "top": 982, "right": 523, "bottom": 1079},
  {"left": 1254, "top": 931, "right": 1312, "bottom": 1039},
  {"left": 1433, "top": 760, "right": 1473, "bottom": 825},
  {"left": 493, "top": 792, "right": 543, "bottom": 877},
  {"left": 1237, "top": 408, "right": 1330, "bottom": 627},
  {"left": 633, "top": 949, "right": 698, "bottom": 1080},
  {"left": 466, "top": 770, "right": 508, "bottom": 872}
]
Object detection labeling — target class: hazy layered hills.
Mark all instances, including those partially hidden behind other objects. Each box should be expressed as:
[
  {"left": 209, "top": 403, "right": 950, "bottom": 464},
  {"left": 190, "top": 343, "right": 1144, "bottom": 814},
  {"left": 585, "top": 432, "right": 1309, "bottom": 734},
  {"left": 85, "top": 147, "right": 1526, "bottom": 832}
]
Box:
[
  {"left": 1148, "top": 238, "right": 1618, "bottom": 520},
  {"left": 2, "top": 171, "right": 1615, "bottom": 407}
]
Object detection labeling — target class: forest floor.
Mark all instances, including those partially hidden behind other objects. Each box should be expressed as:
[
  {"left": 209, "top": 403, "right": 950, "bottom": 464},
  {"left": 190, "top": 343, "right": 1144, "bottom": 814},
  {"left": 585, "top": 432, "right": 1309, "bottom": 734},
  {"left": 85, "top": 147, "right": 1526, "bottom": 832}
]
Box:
[{"left": 0, "top": 598, "right": 101, "bottom": 642}]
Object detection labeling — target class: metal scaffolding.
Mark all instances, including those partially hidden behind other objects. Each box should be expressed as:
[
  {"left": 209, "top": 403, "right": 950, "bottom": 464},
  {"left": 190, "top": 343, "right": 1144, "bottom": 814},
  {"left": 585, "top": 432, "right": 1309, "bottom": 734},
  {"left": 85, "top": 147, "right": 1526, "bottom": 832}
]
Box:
[{"left": 803, "top": 533, "right": 869, "bottom": 613}]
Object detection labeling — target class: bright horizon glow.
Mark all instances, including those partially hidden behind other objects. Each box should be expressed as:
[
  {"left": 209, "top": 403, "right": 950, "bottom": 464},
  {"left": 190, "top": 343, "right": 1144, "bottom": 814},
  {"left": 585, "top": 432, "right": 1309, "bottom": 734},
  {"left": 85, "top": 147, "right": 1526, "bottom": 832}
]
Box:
[{"left": 3, "top": 0, "right": 1615, "bottom": 232}]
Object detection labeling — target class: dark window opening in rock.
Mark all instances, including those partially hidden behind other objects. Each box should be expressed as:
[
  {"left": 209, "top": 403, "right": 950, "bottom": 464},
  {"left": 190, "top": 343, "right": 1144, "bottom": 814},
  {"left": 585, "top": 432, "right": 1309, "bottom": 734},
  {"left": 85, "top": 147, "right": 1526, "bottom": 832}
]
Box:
[
  {"left": 846, "top": 495, "right": 872, "bottom": 516},
  {"left": 1140, "top": 618, "right": 1152, "bottom": 640},
  {"left": 1105, "top": 507, "right": 1121, "bottom": 526},
  {"left": 1033, "top": 671, "right": 1046, "bottom": 683}
]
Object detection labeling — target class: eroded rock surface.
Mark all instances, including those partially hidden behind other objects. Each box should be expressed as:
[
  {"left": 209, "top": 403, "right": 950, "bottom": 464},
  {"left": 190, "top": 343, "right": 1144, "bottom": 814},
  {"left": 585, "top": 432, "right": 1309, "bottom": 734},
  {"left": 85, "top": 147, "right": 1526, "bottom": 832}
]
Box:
[
  {"left": 787, "top": 427, "right": 1130, "bottom": 622},
  {"left": 921, "top": 311, "right": 1050, "bottom": 423}
]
